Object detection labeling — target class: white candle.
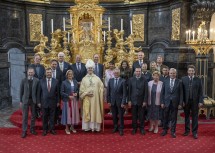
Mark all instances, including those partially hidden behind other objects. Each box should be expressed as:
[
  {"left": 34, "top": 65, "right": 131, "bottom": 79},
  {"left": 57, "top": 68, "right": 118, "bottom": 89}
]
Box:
[
  {"left": 130, "top": 20, "right": 133, "bottom": 34},
  {"left": 186, "top": 31, "right": 188, "bottom": 41},
  {"left": 121, "top": 19, "right": 123, "bottom": 31},
  {"left": 188, "top": 30, "right": 191, "bottom": 41},
  {"left": 41, "top": 21, "right": 43, "bottom": 35},
  {"left": 192, "top": 31, "right": 195, "bottom": 41},
  {"left": 108, "top": 17, "right": 110, "bottom": 31},
  {"left": 63, "top": 17, "right": 66, "bottom": 31},
  {"left": 51, "top": 19, "right": 54, "bottom": 33},
  {"left": 100, "top": 14, "right": 102, "bottom": 25},
  {"left": 68, "top": 32, "right": 70, "bottom": 43},
  {"left": 70, "top": 14, "right": 73, "bottom": 26},
  {"left": 103, "top": 31, "right": 106, "bottom": 42},
  {"left": 98, "top": 31, "right": 100, "bottom": 42}
]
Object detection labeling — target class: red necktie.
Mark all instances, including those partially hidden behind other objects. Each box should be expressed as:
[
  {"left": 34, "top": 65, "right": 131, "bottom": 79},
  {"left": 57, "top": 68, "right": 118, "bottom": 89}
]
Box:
[{"left": 48, "top": 79, "right": 51, "bottom": 92}]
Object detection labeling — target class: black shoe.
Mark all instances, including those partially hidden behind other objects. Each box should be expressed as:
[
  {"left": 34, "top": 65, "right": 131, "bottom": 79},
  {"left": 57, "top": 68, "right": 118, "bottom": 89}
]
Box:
[
  {"left": 119, "top": 130, "right": 124, "bottom": 136},
  {"left": 30, "top": 130, "right": 37, "bottom": 135},
  {"left": 21, "top": 132, "right": 27, "bottom": 138},
  {"left": 132, "top": 129, "right": 137, "bottom": 135},
  {"left": 193, "top": 134, "right": 198, "bottom": 139},
  {"left": 50, "top": 130, "right": 56, "bottom": 135},
  {"left": 140, "top": 129, "right": 146, "bottom": 135},
  {"left": 171, "top": 133, "right": 176, "bottom": 138},
  {"left": 42, "top": 131, "right": 47, "bottom": 136},
  {"left": 161, "top": 130, "right": 167, "bottom": 136},
  {"left": 183, "top": 131, "right": 190, "bottom": 136},
  {"left": 112, "top": 127, "right": 118, "bottom": 133}
]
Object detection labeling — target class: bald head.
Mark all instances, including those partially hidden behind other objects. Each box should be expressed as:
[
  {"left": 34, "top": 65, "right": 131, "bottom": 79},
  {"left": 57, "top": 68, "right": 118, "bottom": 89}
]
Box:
[
  {"left": 138, "top": 51, "right": 144, "bottom": 60},
  {"left": 169, "top": 68, "right": 177, "bottom": 79},
  {"left": 58, "top": 52, "right": 65, "bottom": 62}
]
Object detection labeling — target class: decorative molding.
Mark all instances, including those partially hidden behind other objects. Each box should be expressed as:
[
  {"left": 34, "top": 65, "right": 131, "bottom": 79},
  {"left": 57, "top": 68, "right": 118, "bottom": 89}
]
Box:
[
  {"left": 132, "top": 14, "right": 144, "bottom": 42},
  {"left": 171, "top": 8, "right": 180, "bottom": 41},
  {"left": 29, "top": 13, "right": 42, "bottom": 42}
]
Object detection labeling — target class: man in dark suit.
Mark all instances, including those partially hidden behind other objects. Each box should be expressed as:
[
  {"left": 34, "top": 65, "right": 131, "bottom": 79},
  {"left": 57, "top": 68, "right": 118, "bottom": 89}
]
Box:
[
  {"left": 182, "top": 65, "right": 203, "bottom": 139},
  {"left": 51, "top": 59, "right": 63, "bottom": 125},
  {"left": 20, "top": 67, "right": 40, "bottom": 138},
  {"left": 159, "top": 66, "right": 169, "bottom": 83},
  {"left": 71, "top": 54, "right": 87, "bottom": 85},
  {"left": 93, "top": 53, "right": 104, "bottom": 80},
  {"left": 156, "top": 55, "right": 167, "bottom": 73},
  {"left": 29, "top": 54, "right": 45, "bottom": 118},
  {"left": 107, "top": 68, "right": 127, "bottom": 136},
  {"left": 38, "top": 68, "right": 59, "bottom": 136},
  {"left": 132, "top": 51, "right": 145, "bottom": 75},
  {"left": 141, "top": 63, "right": 152, "bottom": 82},
  {"left": 128, "top": 67, "right": 148, "bottom": 135},
  {"left": 29, "top": 54, "right": 45, "bottom": 80},
  {"left": 161, "top": 68, "right": 183, "bottom": 138},
  {"left": 57, "top": 52, "right": 71, "bottom": 80}
]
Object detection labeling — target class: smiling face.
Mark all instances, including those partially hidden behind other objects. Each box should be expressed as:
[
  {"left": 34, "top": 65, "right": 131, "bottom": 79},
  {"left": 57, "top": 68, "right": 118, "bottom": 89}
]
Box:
[
  {"left": 135, "top": 68, "right": 141, "bottom": 77},
  {"left": 67, "top": 71, "right": 74, "bottom": 80},
  {"left": 169, "top": 69, "right": 176, "bottom": 79},
  {"left": 138, "top": 52, "right": 144, "bottom": 60},
  {"left": 34, "top": 55, "right": 41, "bottom": 64},
  {"left": 58, "top": 53, "right": 65, "bottom": 63},
  {"left": 51, "top": 61, "right": 58, "bottom": 70},
  {"left": 27, "top": 68, "right": 35, "bottom": 78},
  {"left": 93, "top": 54, "right": 99, "bottom": 63},
  {"left": 188, "top": 68, "right": 195, "bottom": 77},
  {"left": 87, "top": 67, "right": 94, "bottom": 75},
  {"left": 46, "top": 69, "right": 52, "bottom": 79}
]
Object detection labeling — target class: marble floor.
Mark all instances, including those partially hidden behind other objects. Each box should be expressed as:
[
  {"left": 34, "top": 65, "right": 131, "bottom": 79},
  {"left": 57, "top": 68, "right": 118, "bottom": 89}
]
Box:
[{"left": 0, "top": 103, "right": 19, "bottom": 128}]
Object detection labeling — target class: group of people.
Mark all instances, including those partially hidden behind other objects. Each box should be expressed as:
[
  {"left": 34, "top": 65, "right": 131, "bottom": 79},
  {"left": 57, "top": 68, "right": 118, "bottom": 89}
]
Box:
[{"left": 20, "top": 51, "right": 203, "bottom": 140}]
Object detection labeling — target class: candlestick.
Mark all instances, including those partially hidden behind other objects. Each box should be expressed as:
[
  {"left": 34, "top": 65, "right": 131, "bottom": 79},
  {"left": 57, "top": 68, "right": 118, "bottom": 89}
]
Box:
[
  {"left": 70, "top": 14, "right": 73, "bottom": 26},
  {"left": 188, "top": 30, "right": 191, "bottom": 41},
  {"left": 108, "top": 17, "right": 110, "bottom": 31},
  {"left": 130, "top": 20, "right": 133, "bottom": 34},
  {"left": 192, "top": 31, "right": 195, "bottom": 41},
  {"left": 63, "top": 17, "right": 65, "bottom": 31},
  {"left": 51, "top": 19, "right": 54, "bottom": 33},
  {"left": 68, "top": 32, "right": 70, "bottom": 43},
  {"left": 121, "top": 19, "right": 123, "bottom": 31},
  {"left": 103, "top": 31, "right": 106, "bottom": 42},
  {"left": 41, "top": 21, "right": 43, "bottom": 35}
]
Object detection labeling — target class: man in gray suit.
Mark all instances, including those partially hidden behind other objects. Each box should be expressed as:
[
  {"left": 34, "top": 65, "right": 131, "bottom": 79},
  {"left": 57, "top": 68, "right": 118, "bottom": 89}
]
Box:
[{"left": 20, "top": 67, "right": 40, "bottom": 138}]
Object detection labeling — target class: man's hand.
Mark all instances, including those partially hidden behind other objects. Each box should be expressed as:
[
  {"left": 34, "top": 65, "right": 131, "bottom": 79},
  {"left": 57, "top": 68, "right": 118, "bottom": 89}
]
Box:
[
  {"left": 38, "top": 103, "right": 41, "bottom": 108},
  {"left": 161, "top": 104, "right": 164, "bottom": 109},
  {"left": 20, "top": 102, "right": 22, "bottom": 108},
  {"left": 199, "top": 103, "right": 203, "bottom": 108},
  {"left": 69, "top": 96, "right": 73, "bottom": 100},
  {"left": 57, "top": 103, "right": 60, "bottom": 107},
  {"left": 121, "top": 104, "right": 125, "bottom": 108},
  {"left": 142, "top": 102, "right": 147, "bottom": 108},
  {"left": 128, "top": 101, "right": 131, "bottom": 107},
  {"left": 178, "top": 105, "right": 182, "bottom": 109},
  {"left": 87, "top": 91, "right": 94, "bottom": 97},
  {"left": 107, "top": 103, "right": 111, "bottom": 106}
]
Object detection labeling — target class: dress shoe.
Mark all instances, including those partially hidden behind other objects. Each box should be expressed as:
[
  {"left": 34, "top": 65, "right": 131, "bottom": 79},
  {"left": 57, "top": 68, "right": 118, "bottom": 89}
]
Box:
[
  {"left": 153, "top": 127, "right": 158, "bottom": 134},
  {"left": 119, "top": 130, "right": 124, "bottom": 136},
  {"left": 183, "top": 131, "right": 190, "bottom": 136},
  {"left": 193, "top": 134, "right": 198, "bottom": 139},
  {"left": 50, "top": 130, "right": 56, "bottom": 135},
  {"left": 112, "top": 127, "right": 118, "bottom": 133},
  {"left": 42, "top": 131, "right": 47, "bottom": 136},
  {"left": 30, "top": 130, "right": 37, "bottom": 135},
  {"left": 21, "top": 132, "right": 27, "bottom": 138},
  {"left": 161, "top": 130, "right": 167, "bottom": 136},
  {"left": 70, "top": 126, "right": 77, "bottom": 133},
  {"left": 65, "top": 129, "right": 71, "bottom": 135},
  {"left": 140, "top": 129, "right": 146, "bottom": 135},
  {"left": 132, "top": 129, "right": 137, "bottom": 135},
  {"left": 171, "top": 133, "right": 176, "bottom": 138}
]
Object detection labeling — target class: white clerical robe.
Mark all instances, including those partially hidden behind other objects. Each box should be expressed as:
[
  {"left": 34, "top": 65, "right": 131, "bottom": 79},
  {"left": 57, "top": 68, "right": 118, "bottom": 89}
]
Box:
[{"left": 79, "top": 74, "right": 104, "bottom": 131}]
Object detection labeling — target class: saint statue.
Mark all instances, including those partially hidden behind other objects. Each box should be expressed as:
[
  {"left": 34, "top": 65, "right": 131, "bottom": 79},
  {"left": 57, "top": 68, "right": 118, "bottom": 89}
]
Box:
[{"left": 80, "top": 59, "right": 104, "bottom": 132}]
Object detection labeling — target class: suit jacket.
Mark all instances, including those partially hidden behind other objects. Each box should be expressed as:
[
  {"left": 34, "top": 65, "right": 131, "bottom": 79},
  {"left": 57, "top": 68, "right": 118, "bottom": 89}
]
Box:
[
  {"left": 29, "top": 64, "right": 45, "bottom": 80},
  {"left": 52, "top": 69, "right": 63, "bottom": 85},
  {"left": 57, "top": 61, "right": 71, "bottom": 80},
  {"left": 71, "top": 63, "right": 87, "bottom": 82},
  {"left": 142, "top": 71, "right": 152, "bottom": 82},
  {"left": 160, "top": 75, "right": 169, "bottom": 83},
  {"left": 161, "top": 78, "right": 183, "bottom": 108},
  {"left": 182, "top": 76, "right": 203, "bottom": 104},
  {"left": 128, "top": 76, "right": 148, "bottom": 106},
  {"left": 107, "top": 78, "right": 127, "bottom": 106},
  {"left": 20, "top": 77, "right": 40, "bottom": 104},
  {"left": 94, "top": 63, "right": 104, "bottom": 80},
  {"left": 39, "top": 78, "right": 59, "bottom": 108},
  {"left": 61, "top": 79, "right": 79, "bottom": 102},
  {"left": 132, "top": 61, "right": 142, "bottom": 75}
]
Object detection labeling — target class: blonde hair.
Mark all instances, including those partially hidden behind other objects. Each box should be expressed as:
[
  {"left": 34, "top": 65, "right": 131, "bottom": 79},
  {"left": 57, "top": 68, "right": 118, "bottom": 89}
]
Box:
[
  {"left": 66, "top": 70, "right": 74, "bottom": 78},
  {"left": 152, "top": 71, "right": 161, "bottom": 77}
]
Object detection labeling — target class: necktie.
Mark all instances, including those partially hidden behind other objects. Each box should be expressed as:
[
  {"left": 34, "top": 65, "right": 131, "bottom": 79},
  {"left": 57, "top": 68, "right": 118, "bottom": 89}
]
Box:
[
  {"left": 170, "top": 79, "right": 174, "bottom": 91},
  {"left": 60, "top": 63, "right": 63, "bottom": 72},
  {"left": 36, "top": 65, "right": 40, "bottom": 76},
  {"left": 78, "top": 63, "right": 81, "bottom": 71},
  {"left": 139, "top": 60, "right": 143, "bottom": 67},
  {"left": 52, "top": 70, "right": 56, "bottom": 79},
  {"left": 189, "top": 77, "right": 193, "bottom": 99},
  {"left": 114, "top": 78, "right": 118, "bottom": 88},
  {"left": 48, "top": 79, "right": 51, "bottom": 92},
  {"left": 95, "top": 64, "right": 99, "bottom": 76}
]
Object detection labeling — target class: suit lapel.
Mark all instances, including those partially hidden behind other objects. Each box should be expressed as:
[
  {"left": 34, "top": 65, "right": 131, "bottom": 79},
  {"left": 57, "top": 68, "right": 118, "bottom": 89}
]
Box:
[
  {"left": 116, "top": 78, "right": 122, "bottom": 91},
  {"left": 172, "top": 79, "right": 178, "bottom": 93}
]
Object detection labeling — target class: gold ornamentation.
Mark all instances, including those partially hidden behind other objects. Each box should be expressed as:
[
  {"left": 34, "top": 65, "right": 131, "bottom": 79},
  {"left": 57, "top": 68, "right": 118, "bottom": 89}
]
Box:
[
  {"left": 171, "top": 8, "right": 181, "bottom": 40},
  {"left": 29, "top": 14, "right": 42, "bottom": 42},
  {"left": 132, "top": 14, "right": 144, "bottom": 42}
]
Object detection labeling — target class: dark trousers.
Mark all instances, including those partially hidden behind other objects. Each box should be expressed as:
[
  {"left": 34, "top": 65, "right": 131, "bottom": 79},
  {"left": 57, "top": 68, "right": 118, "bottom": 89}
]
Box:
[
  {"left": 131, "top": 105, "right": 146, "bottom": 130},
  {"left": 111, "top": 104, "right": 124, "bottom": 130},
  {"left": 42, "top": 107, "right": 56, "bottom": 131},
  {"left": 184, "top": 99, "right": 199, "bottom": 134},
  {"left": 55, "top": 106, "right": 61, "bottom": 123},
  {"left": 163, "top": 102, "right": 178, "bottom": 133},
  {"left": 22, "top": 100, "right": 36, "bottom": 132}
]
